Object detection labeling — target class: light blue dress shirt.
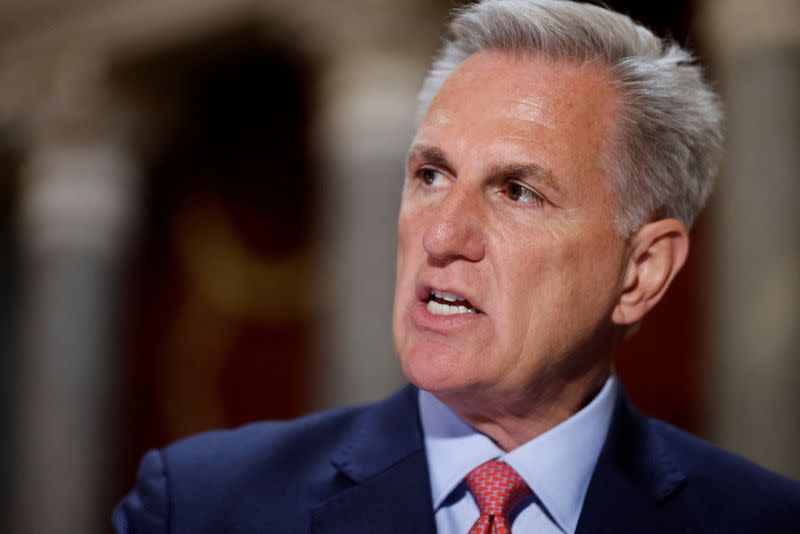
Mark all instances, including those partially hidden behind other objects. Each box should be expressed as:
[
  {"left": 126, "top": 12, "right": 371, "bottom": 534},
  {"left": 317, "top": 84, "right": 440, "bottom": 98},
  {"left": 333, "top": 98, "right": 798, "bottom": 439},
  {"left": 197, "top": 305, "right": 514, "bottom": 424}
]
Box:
[{"left": 419, "top": 377, "right": 617, "bottom": 534}]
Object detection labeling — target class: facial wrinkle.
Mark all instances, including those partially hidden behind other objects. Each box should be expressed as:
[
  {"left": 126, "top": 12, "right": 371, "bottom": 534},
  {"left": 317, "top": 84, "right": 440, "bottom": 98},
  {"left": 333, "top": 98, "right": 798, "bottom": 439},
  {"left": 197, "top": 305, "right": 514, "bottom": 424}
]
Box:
[{"left": 510, "top": 97, "right": 557, "bottom": 130}]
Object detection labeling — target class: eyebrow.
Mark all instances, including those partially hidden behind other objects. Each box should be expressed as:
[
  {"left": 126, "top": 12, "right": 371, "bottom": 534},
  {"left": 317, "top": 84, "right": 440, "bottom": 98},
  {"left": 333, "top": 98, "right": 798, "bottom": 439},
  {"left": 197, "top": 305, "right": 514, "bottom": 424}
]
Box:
[
  {"left": 486, "top": 162, "right": 561, "bottom": 195},
  {"left": 407, "top": 143, "right": 561, "bottom": 195},
  {"left": 407, "top": 144, "right": 452, "bottom": 170}
]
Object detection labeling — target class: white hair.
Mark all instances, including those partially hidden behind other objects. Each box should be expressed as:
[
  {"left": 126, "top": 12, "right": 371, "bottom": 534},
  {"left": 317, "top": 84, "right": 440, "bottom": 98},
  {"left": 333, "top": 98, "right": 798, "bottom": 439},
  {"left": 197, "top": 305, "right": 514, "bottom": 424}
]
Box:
[{"left": 418, "top": 0, "right": 724, "bottom": 236}]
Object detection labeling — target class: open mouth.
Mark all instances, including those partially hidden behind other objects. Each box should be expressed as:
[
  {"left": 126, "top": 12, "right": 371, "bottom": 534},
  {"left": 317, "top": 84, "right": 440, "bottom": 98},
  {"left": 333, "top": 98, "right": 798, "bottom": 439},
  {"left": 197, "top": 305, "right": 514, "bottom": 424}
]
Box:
[{"left": 426, "top": 289, "right": 481, "bottom": 316}]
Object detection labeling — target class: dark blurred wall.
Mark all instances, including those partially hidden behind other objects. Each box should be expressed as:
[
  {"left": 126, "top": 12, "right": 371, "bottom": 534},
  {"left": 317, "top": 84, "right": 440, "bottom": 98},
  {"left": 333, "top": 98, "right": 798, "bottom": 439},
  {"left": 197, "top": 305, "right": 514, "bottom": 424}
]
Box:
[
  {"left": 111, "top": 24, "right": 320, "bottom": 505},
  {"left": 0, "top": 134, "right": 20, "bottom": 534}
]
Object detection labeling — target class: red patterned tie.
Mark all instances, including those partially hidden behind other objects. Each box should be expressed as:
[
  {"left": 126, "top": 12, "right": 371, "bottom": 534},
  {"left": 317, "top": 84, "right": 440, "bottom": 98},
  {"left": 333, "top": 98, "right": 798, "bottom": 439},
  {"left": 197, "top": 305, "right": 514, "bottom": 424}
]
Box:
[{"left": 465, "top": 460, "right": 532, "bottom": 534}]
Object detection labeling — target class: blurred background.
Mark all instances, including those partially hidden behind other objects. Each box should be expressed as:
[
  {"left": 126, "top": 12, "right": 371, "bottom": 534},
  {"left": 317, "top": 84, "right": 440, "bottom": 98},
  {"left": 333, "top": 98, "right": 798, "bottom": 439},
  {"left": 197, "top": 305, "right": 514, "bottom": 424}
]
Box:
[{"left": 0, "top": 0, "right": 798, "bottom": 532}]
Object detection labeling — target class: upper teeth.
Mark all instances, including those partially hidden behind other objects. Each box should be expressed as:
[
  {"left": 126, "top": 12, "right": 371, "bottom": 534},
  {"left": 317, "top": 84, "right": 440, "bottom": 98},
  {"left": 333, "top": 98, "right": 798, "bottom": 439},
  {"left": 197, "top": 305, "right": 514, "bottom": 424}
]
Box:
[
  {"left": 432, "top": 290, "right": 465, "bottom": 302},
  {"left": 428, "top": 289, "right": 477, "bottom": 315}
]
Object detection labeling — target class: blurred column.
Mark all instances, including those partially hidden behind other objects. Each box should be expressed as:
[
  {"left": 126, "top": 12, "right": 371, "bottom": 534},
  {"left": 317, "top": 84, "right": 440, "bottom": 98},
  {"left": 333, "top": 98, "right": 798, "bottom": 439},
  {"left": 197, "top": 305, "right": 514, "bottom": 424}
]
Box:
[
  {"left": 314, "top": 48, "right": 424, "bottom": 407},
  {"left": 310, "top": 2, "right": 443, "bottom": 408},
  {"left": 12, "top": 58, "right": 139, "bottom": 533},
  {"left": 703, "top": 0, "right": 800, "bottom": 478}
]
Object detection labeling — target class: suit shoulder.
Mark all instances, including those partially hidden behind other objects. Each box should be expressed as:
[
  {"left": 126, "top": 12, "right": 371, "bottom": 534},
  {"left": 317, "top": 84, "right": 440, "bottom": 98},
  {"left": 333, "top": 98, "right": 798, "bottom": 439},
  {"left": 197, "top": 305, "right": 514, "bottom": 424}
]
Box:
[
  {"left": 647, "top": 417, "right": 800, "bottom": 523},
  {"left": 163, "top": 402, "right": 371, "bottom": 479},
  {"left": 118, "top": 386, "right": 421, "bottom": 533},
  {"left": 649, "top": 418, "right": 799, "bottom": 489},
  {"left": 132, "top": 401, "right": 383, "bottom": 532}
]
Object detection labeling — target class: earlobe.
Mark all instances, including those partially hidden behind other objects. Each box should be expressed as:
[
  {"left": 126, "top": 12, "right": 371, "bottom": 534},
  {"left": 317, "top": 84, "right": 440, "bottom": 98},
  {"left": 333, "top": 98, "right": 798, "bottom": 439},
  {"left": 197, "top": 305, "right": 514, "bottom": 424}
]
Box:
[{"left": 612, "top": 219, "right": 689, "bottom": 326}]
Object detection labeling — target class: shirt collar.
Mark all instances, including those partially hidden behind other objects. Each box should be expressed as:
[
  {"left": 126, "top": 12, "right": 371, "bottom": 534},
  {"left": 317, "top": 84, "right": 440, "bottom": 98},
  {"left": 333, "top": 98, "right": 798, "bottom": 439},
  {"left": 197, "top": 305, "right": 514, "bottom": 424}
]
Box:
[{"left": 419, "top": 377, "right": 617, "bottom": 534}]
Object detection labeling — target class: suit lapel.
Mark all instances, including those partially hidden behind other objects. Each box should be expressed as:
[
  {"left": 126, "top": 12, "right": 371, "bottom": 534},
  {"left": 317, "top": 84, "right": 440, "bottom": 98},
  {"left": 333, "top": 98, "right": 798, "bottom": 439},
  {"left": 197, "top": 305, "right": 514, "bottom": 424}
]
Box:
[
  {"left": 576, "top": 387, "right": 689, "bottom": 533},
  {"left": 310, "top": 385, "right": 436, "bottom": 534}
]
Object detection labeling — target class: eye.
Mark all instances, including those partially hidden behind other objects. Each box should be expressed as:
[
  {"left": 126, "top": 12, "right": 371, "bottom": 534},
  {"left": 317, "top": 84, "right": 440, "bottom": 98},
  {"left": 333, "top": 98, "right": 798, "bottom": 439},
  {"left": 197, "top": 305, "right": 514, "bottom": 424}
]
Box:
[
  {"left": 505, "top": 182, "right": 544, "bottom": 205},
  {"left": 415, "top": 167, "right": 447, "bottom": 188}
]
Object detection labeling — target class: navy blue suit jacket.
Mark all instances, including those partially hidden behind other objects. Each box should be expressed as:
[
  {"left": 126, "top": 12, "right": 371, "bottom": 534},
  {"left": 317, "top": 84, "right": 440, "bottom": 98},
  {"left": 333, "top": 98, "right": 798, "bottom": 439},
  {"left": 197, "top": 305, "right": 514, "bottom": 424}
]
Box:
[{"left": 114, "top": 385, "right": 800, "bottom": 533}]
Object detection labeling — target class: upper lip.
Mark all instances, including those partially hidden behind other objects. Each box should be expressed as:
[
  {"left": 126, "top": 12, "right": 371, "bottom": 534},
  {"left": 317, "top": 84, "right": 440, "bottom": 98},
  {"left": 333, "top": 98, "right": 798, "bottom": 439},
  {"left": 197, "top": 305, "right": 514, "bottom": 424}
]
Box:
[{"left": 416, "top": 281, "right": 484, "bottom": 313}]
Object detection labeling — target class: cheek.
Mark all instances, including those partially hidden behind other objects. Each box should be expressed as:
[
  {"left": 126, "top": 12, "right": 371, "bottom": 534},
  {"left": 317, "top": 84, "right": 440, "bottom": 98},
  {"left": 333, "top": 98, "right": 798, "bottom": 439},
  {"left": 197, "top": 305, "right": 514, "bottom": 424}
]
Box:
[
  {"left": 395, "top": 209, "right": 417, "bottom": 277},
  {"left": 393, "top": 211, "right": 415, "bottom": 351},
  {"left": 548, "top": 232, "right": 627, "bottom": 333},
  {"left": 394, "top": 205, "right": 428, "bottom": 311},
  {"left": 492, "top": 224, "right": 563, "bottom": 290},
  {"left": 397, "top": 195, "right": 434, "bottom": 253},
  {"left": 488, "top": 235, "right": 556, "bottom": 335},
  {"left": 397, "top": 193, "right": 419, "bottom": 239},
  {"left": 494, "top": 228, "right": 609, "bottom": 329}
]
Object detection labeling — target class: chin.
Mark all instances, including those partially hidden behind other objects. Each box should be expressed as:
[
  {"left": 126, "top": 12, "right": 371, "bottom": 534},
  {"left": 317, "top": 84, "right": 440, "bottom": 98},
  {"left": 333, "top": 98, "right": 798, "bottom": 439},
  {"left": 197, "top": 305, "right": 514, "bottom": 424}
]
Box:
[{"left": 398, "top": 341, "right": 479, "bottom": 395}]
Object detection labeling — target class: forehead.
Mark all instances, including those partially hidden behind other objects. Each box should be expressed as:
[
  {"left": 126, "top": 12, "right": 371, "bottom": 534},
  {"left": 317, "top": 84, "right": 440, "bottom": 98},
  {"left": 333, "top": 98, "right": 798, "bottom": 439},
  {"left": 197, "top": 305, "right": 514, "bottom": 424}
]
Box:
[
  {"left": 417, "top": 50, "right": 619, "bottom": 187},
  {"left": 426, "top": 49, "right": 617, "bottom": 128}
]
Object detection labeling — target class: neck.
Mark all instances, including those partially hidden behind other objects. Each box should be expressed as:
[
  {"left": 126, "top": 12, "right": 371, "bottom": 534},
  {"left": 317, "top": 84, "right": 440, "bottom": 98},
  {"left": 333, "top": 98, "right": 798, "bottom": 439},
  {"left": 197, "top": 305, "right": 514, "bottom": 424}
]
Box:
[{"left": 443, "top": 366, "right": 612, "bottom": 451}]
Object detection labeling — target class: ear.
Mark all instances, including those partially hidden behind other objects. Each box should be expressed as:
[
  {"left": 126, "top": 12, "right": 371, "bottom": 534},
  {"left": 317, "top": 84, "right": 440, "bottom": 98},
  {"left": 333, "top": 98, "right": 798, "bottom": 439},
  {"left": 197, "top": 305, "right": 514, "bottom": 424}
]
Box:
[{"left": 612, "top": 218, "right": 689, "bottom": 326}]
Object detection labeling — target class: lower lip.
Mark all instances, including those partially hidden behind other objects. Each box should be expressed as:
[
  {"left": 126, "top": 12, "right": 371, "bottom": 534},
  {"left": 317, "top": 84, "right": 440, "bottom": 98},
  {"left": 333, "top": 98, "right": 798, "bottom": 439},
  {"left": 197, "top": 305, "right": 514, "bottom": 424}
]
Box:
[{"left": 410, "top": 300, "right": 486, "bottom": 333}]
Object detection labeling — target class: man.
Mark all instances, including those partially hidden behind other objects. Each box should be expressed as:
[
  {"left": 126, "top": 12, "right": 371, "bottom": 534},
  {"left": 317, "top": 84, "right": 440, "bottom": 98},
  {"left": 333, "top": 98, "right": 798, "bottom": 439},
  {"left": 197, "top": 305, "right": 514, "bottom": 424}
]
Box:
[{"left": 115, "top": 1, "right": 800, "bottom": 532}]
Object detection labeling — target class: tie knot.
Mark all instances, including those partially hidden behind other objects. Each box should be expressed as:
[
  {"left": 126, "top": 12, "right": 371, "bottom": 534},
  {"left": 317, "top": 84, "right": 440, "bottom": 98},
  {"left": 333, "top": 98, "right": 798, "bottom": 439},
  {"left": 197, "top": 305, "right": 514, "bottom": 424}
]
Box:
[{"left": 465, "top": 460, "right": 532, "bottom": 518}]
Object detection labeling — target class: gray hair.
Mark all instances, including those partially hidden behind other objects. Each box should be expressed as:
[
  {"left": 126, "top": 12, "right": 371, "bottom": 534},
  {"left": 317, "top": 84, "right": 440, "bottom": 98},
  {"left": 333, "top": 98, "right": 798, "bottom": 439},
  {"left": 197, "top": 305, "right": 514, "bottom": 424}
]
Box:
[{"left": 418, "top": 0, "right": 724, "bottom": 236}]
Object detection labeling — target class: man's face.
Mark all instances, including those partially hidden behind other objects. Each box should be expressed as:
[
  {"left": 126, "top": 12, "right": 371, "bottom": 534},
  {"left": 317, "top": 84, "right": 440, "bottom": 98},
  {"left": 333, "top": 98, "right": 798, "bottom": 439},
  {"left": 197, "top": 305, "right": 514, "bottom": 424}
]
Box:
[{"left": 393, "top": 51, "right": 632, "bottom": 405}]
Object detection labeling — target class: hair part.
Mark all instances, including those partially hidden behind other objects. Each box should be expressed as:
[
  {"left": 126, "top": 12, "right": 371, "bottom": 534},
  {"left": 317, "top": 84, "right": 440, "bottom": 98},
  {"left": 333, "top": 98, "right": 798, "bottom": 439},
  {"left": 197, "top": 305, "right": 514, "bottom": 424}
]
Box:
[{"left": 418, "top": 0, "right": 724, "bottom": 236}]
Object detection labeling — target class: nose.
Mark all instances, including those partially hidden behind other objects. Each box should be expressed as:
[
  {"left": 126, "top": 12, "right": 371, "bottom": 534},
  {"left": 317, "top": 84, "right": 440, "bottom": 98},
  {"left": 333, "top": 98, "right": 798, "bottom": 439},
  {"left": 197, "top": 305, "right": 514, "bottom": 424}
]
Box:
[{"left": 422, "top": 186, "right": 485, "bottom": 264}]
